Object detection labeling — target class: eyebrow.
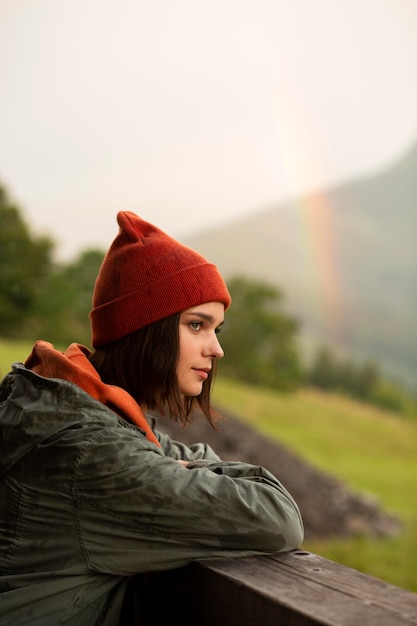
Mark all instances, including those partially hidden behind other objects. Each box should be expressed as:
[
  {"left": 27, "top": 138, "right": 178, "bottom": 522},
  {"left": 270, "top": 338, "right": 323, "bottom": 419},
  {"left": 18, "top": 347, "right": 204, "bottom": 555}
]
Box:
[{"left": 184, "top": 311, "right": 224, "bottom": 326}]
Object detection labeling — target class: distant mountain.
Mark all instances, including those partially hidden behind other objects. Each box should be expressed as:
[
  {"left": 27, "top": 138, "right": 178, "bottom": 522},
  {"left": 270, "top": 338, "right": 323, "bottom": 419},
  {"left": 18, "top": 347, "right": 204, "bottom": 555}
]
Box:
[{"left": 184, "top": 142, "right": 417, "bottom": 390}]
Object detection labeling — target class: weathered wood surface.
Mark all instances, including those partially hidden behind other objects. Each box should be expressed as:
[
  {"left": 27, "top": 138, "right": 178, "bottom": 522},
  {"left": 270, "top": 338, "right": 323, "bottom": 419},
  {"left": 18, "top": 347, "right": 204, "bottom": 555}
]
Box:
[{"left": 124, "top": 550, "right": 417, "bottom": 625}]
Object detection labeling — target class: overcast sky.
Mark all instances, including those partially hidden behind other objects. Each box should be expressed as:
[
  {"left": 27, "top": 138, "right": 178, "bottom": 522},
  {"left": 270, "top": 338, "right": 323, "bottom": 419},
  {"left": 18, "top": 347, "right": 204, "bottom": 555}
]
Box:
[{"left": 1, "top": 0, "right": 417, "bottom": 259}]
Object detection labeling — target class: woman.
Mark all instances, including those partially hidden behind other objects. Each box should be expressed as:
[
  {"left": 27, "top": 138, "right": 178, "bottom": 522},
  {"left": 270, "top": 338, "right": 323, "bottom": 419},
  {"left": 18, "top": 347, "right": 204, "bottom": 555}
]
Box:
[{"left": 0, "top": 212, "right": 303, "bottom": 625}]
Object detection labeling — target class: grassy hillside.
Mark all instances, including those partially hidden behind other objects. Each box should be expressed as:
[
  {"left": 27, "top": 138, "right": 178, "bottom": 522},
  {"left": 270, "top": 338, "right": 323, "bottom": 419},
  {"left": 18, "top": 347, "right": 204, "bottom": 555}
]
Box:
[
  {"left": 1, "top": 340, "right": 416, "bottom": 592},
  {"left": 0, "top": 339, "right": 34, "bottom": 375},
  {"left": 213, "top": 376, "right": 417, "bottom": 592}
]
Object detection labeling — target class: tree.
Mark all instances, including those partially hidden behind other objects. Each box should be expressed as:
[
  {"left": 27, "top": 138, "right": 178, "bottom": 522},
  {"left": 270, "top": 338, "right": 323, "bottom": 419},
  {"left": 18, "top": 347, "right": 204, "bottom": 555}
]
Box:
[
  {"left": 308, "top": 347, "right": 337, "bottom": 390},
  {"left": 33, "top": 249, "right": 105, "bottom": 346},
  {"left": 0, "top": 185, "right": 53, "bottom": 337},
  {"left": 219, "top": 276, "right": 302, "bottom": 391}
]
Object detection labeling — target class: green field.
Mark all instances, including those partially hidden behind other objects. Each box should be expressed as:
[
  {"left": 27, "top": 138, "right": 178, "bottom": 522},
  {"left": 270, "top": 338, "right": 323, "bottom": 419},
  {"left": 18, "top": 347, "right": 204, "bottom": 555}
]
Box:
[
  {"left": 1, "top": 340, "right": 416, "bottom": 593},
  {"left": 213, "top": 377, "right": 417, "bottom": 593},
  {"left": 0, "top": 339, "right": 34, "bottom": 375}
]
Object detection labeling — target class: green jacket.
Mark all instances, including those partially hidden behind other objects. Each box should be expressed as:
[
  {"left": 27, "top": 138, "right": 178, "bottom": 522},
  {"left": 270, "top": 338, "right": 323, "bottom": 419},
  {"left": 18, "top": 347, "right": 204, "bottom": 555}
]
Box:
[{"left": 0, "top": 364, "right": 303, "bottom": 625}]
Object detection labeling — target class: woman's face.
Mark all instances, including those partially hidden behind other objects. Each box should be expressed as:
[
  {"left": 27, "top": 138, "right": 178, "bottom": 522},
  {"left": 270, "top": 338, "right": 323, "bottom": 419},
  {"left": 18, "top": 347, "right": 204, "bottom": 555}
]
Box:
[{"left": 177, "top": 301, "right": 225, "bottom": 396}]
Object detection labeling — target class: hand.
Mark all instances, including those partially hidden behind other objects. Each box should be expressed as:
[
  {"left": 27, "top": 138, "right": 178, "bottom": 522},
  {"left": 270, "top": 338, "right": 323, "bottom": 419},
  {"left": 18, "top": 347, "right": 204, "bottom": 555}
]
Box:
[{"left": 176, "top": 460, "right": 190, "bottom": 467}]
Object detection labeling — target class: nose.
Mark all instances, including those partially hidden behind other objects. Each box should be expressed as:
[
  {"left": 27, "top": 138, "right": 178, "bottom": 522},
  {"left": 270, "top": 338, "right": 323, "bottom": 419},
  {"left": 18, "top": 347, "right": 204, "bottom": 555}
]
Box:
[{"left": 206, "top": 333, "right": 224, "bottom": 359}]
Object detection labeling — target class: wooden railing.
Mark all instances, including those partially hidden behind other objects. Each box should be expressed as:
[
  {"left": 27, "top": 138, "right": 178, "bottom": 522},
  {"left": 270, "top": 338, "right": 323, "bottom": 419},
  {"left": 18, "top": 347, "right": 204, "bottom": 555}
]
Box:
[{"left": 122, "top": 549, "right": 417, "bottom": 625}]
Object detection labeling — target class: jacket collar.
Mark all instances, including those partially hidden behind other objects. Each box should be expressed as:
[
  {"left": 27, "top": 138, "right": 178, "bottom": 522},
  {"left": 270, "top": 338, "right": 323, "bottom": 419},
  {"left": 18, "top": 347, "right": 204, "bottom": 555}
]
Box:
[{"left": 25, "top": 341, "right": 160, "bottom": 447}]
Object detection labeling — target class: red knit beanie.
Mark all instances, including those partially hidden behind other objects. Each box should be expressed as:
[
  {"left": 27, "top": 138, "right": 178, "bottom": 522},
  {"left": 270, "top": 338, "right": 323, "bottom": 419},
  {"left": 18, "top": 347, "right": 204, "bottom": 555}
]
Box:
[{"left": 90, "top": 212, "right": 231, "bottom": 348}]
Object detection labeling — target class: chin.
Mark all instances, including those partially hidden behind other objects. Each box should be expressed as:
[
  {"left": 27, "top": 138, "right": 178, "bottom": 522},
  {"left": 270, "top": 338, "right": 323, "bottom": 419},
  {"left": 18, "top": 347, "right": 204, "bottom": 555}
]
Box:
[{"left": 180, "top": 385, "right": 203, "bottom": 397}]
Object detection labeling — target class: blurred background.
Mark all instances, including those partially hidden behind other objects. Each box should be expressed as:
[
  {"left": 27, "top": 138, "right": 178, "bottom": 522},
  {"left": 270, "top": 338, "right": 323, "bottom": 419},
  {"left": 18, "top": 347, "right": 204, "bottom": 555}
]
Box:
[
  {"left": 1, "top": 0, "right": 417, "bottom": 592},
  {"left": 1, "top": 0, "right": 416, "bottom": 253}
]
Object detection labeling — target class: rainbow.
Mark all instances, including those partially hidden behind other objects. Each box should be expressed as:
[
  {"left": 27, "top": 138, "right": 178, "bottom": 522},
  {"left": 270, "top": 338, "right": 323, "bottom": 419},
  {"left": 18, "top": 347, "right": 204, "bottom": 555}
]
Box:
[{"left": 269, "top": 66, "right": 346, "bottom": 350}]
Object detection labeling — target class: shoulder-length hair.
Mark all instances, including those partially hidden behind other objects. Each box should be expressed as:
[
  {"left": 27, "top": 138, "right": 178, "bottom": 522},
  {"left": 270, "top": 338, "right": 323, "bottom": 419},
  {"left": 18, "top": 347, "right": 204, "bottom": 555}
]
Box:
[{"left": 89, "top": 312, "right": 218, "bottom": 426}]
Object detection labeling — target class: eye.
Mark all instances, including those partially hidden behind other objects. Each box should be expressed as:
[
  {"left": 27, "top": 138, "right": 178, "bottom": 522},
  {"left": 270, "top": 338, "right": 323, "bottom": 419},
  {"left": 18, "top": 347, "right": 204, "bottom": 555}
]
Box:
[{"left": 189, "top": 321, "right": 202, "bottom": 331}]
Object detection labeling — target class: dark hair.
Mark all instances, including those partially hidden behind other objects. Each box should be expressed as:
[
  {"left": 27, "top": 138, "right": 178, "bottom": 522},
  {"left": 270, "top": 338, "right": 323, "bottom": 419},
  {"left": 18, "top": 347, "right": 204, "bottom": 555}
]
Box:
[{"left": 88, "top": 312, "right": 218, "bottom": 426}]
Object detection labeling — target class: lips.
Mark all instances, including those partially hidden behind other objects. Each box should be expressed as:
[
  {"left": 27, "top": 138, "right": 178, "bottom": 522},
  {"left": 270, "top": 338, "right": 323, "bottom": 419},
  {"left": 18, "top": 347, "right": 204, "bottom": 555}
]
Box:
[{"left": 193, "top": 368, "right": 210, "bottom": 380}]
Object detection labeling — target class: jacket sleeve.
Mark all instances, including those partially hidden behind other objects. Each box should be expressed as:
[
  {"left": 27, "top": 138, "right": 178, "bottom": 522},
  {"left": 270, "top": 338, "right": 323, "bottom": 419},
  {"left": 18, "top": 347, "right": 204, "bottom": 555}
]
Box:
[
  {"left": 75, "top": 425, "right": 304, "bottom": 576},
  {"left": 155, "top": 428, "right": 222, "bottom": 462}
]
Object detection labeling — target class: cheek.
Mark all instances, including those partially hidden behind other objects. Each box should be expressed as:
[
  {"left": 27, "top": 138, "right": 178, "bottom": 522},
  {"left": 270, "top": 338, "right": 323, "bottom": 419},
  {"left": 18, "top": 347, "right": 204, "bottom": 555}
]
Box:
[
  {"left": 179, "top": 342, "right": 194, "bottom": 365},
  {"left": 178, "top": 330, "right": 193, "bottom": 365}
]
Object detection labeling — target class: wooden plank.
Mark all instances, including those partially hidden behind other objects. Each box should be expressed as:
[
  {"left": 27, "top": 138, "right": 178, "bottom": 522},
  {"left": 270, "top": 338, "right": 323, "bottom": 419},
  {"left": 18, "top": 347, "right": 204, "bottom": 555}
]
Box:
[
  {"left": 182, "top": 550, "right": 417, "bottom": 626},
  {"left": 124, "top": 550, "right": 417, "bottom": 625}
]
